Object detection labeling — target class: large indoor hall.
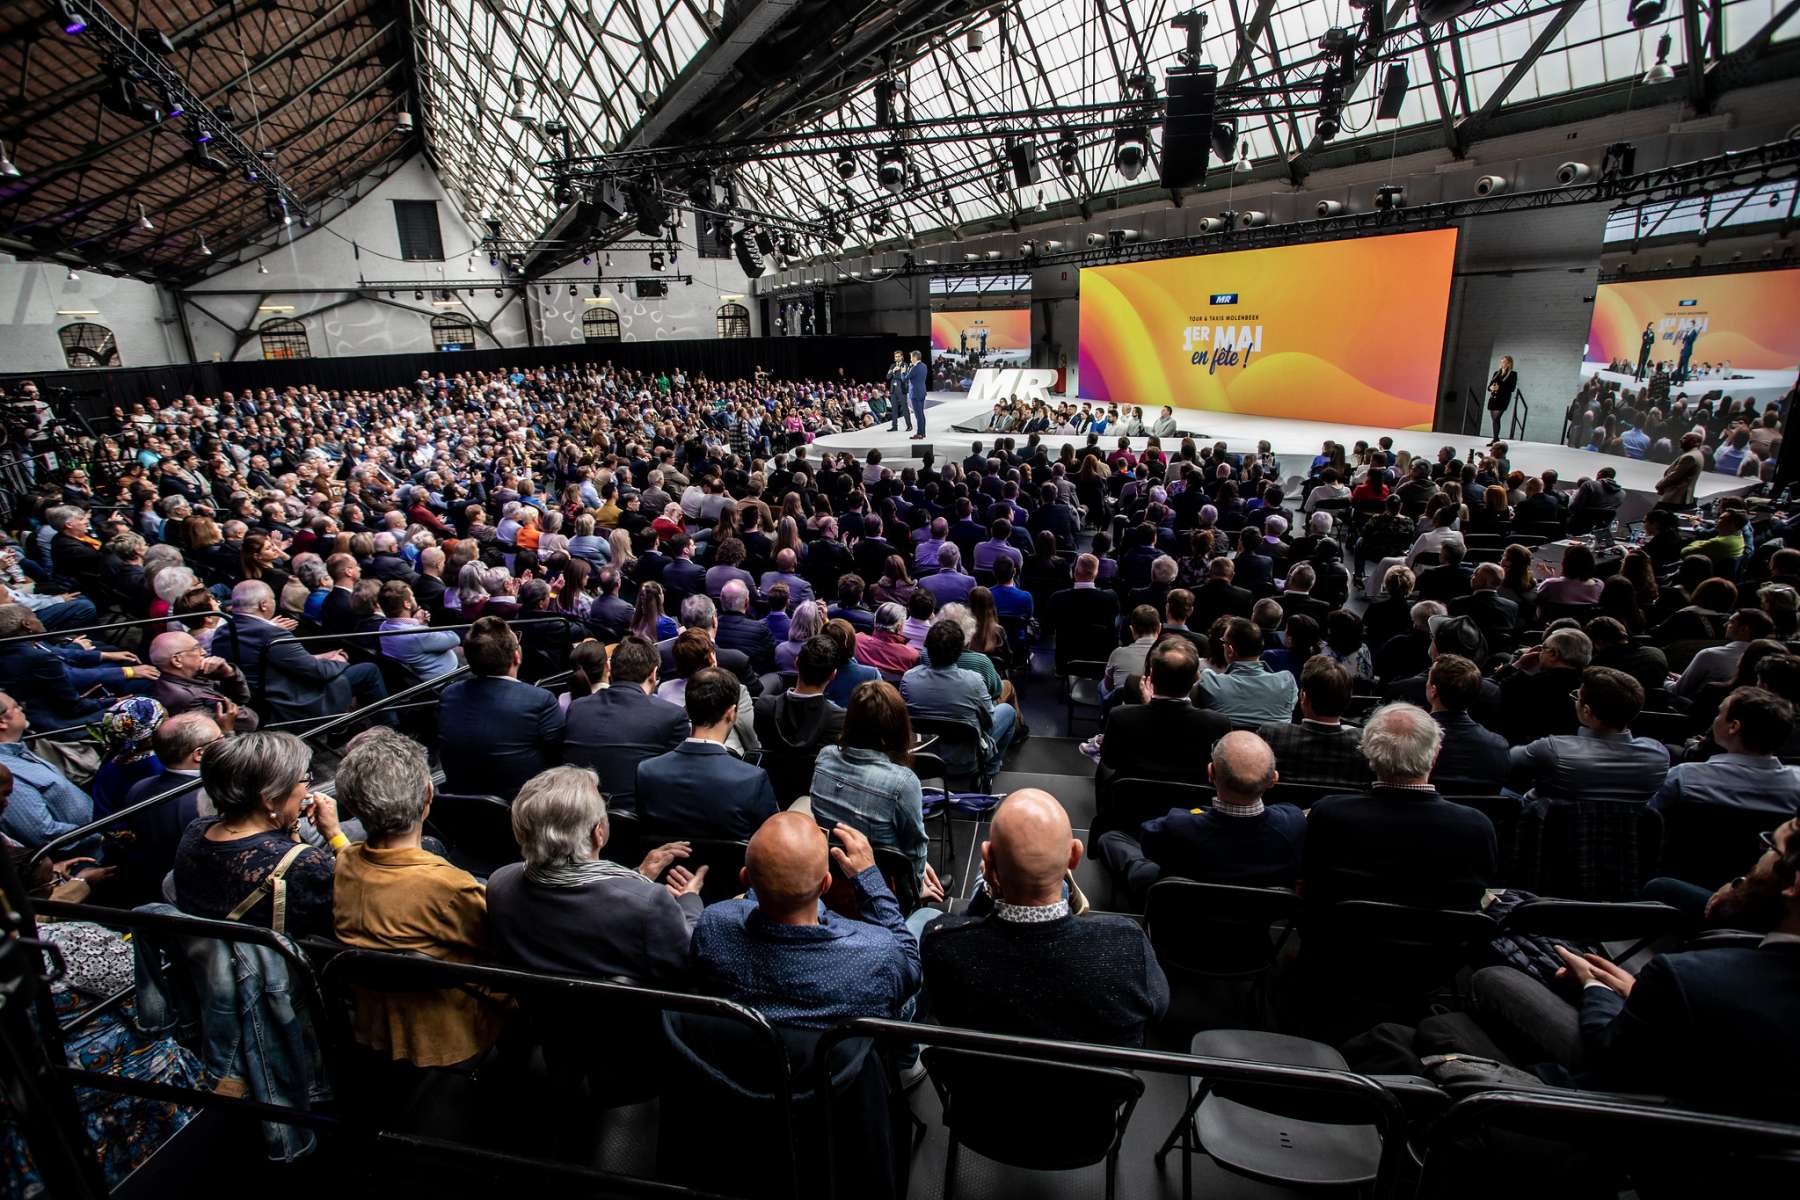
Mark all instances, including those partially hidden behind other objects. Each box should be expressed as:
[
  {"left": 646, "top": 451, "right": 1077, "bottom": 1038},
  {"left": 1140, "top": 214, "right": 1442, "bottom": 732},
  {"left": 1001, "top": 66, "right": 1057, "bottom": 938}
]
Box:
[{"left": 1, "top": 0, "right": 1798, "bottom": 1196}]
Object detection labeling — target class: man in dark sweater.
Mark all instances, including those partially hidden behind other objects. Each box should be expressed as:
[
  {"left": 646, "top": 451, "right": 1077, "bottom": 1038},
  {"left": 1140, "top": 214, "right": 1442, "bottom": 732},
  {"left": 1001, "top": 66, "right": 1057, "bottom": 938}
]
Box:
[
  {"left": 922, "top": 789, "right": 1169, "bottom": 1047},
  {"left": 1097, "top": 731, "right": 1307, "bottom": 908}
]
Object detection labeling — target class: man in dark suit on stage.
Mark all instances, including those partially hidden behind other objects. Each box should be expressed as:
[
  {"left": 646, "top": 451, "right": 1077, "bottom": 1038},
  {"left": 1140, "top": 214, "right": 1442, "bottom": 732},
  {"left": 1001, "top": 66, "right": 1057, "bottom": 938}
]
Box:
[{"left": 906, "top": 350, "right": 929, "bottom": 439}]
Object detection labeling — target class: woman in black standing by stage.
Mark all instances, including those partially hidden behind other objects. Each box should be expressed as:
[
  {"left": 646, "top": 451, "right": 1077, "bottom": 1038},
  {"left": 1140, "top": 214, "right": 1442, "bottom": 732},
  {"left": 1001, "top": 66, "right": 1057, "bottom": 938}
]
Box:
[{"left": 1487, "top": 355, "right": 1519, "bottom": 441}]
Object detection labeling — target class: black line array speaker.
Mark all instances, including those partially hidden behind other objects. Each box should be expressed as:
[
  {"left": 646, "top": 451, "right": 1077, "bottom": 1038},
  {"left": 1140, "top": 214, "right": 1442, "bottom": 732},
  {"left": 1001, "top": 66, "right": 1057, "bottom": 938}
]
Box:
[{"left": 1159, "top": 66, "right": 1219, "bottom": 191}]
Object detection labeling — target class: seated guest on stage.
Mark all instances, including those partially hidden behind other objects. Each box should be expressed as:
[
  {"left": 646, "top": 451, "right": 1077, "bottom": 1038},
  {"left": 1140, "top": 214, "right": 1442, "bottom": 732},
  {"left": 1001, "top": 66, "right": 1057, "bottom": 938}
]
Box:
[
  {"left": 437, "top": 616, "right": 564, "bottom": 801},
  {"left": 1302, "top": 703, "right": 1498, "bottom": 909},
  {"left": 1257, "top": 656, "right": 1374, "bottom": 788},
  {"left": 1192, "top": 617, "right": 1299, "bottom": 725},
  {"left": 690, "top": 814, "right": 920, "bottom": 1027},
  {"left": 562, "top": 635, "right": 690, "bottom": 813},
  {"left": 636, "top": 666, "right": 777, "bottom": 840},
  {"left": 926, "top": 789, "right": 1168, "bottom": 1046},
  {"left": 331, "top": 728, "right": 500, "bottom": 1069},
  {"left": 1470, "top": 813, "right": 1800, "bottom": 1118},
  {"left": 1098, "top": 732, "right": 1306, "bottom": 908},
  {"left": 1650, "top": 687, "right": 1800, "bottom": 818},
  {"left": 1507, "top": 666, "right": 1669, "bottom": 807},
  {"left": 487, "top": 766, "right": 707, "bottom": 984}
]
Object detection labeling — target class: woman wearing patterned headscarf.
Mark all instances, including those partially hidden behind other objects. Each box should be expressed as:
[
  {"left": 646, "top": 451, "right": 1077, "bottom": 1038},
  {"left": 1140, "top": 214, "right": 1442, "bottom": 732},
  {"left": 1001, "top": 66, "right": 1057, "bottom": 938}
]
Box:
[{"left": 92, "top": 696, "right": 166, "bottom": 817}]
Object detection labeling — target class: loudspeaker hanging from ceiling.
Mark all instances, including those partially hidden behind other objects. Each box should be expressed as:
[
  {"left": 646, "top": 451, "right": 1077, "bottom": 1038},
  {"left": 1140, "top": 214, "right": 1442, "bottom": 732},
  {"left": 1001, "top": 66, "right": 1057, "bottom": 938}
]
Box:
[{"left": 1158, "top": 66, "right": 1218, "bottom": 190}]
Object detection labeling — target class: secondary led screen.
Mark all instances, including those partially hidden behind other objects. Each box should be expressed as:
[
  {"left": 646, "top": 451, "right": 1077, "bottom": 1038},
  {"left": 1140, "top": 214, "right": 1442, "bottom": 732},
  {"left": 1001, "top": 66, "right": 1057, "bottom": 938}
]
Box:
[
  {"left": 1582, "top": 269, "right": 1800, "bottom": 394},
  {"left": 1077, "top": 227, "right": 1459, "bottom": 431},
  {"left": 930, "top": 308, "right": 1031, "bottom": 391}
]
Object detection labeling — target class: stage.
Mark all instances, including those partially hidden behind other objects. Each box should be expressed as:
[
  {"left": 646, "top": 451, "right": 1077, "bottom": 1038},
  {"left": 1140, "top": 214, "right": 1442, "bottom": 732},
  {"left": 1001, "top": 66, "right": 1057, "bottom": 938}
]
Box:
[{"left": 816, "top": 395, "right": 1759, "bottom": 521}]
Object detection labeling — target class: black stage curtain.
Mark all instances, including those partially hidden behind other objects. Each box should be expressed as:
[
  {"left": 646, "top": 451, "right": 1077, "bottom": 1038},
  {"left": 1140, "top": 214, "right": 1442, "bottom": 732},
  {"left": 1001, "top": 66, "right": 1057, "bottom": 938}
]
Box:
[{"left": 4, "top": 335, "right": 929, "bottom": 425}]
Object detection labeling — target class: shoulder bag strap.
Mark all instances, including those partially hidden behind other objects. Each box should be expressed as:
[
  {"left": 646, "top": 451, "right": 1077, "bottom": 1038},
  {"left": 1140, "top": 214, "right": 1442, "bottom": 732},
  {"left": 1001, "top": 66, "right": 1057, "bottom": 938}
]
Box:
[{"left": 226, "top": 842, "right": 310, "bottom": 933}]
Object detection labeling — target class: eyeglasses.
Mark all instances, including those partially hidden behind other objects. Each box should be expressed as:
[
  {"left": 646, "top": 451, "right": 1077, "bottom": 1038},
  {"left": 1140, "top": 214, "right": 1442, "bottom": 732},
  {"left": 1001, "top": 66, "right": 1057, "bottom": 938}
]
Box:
[{"left": 1760, "top": 828, "right": 1779, "bottom": 855}]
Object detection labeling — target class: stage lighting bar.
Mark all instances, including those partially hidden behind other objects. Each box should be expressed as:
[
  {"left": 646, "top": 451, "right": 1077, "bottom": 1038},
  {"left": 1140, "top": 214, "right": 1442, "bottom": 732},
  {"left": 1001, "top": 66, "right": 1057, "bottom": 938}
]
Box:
[
  {"left": 894, "top": 138, "right": 1800, "bottom": 277},
  {"left": 57, "top": 4, "right": 304, "bottom": 228}
]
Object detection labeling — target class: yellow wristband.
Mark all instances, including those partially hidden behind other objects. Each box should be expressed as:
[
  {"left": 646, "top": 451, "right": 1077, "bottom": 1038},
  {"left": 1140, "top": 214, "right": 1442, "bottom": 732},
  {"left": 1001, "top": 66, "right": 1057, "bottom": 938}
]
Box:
[
  {"left": 328, "top": 833, "right": 350, "bottom": 851},
  {"left": 122, "top": 666, "right": 133, "bottom": 680}
]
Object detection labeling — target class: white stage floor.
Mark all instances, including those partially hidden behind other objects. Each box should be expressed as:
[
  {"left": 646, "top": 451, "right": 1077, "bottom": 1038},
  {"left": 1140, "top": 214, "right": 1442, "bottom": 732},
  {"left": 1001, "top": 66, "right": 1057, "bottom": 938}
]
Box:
[{"left": 817, "top": 395, "right": 1757, "bottom": 521}]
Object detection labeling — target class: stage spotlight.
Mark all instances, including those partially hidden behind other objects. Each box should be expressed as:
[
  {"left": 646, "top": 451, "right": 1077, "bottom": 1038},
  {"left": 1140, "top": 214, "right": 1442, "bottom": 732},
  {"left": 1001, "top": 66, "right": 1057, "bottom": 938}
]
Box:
[
  {"left": 395, "top": 111, "right": 414, "bottom": 134},
  {"left": 136, "top": 202, "right": 154, "bottom": 231},
  {"left": 1373, "top": 184, "right": 1406, "bottom": 210},
  {"left": 1113, "top": 127, "right": 1148, "bottom": 180},
  {"left": 58, "top": 1, "right": 86, "bottom": 34},
  {"left": 1239, "top": 210, "right": 1268, "bottom": 227},
  {"left": 1020, "top": 240, "right": 1037, "bottom": 257},
  {"left": 594, "top": 284, "right": 603, "bottom": 298},
  {"left": 1473, "top": 174, "right": 1508, "bottom": 196},
  {"left": 649, "top": 249, "right": 665, "bottom": 271},
  {"left": 65, "top": 266, "right": 79, "bottom": 281},
  {"left": 1056, "top": 128, "right": 1079, "bottom": 175},
  {"left": 1644, "top": 33, "right": 1675, "bottom": 82},
  {"left": 966, "top": 26, "right": 985, "bottom": 52},
  {"left": 0, "top": 142, "right": 16, "bottom": 177},
  {"left": 414, "top": 289, "right": 424, "bottom": 300},
  {"left": 1627, "top": 0, "right": 1665, "bottom": 28},
  {"left": 493, "top": 287, "right": 503, "bottom": 298},
  {"left": 877, "top": 146, "right": 907, "bottom": 193},
  {"left": 189, "top": 140, "right": 230, "bottom": 173},
  {"left": 1085, "top": 232, "right": 1107, "bottom": 247},
  {"left": 1199, "top": 216, "right": 1227, "bottom": 233},
  {"left": 1557, "top": 161, "right": 1594, "bottom": 185},
  {"left": 1210, "top": 121, "right": 1237, "bottom": 165},
  {"left": 1315, "top": 199, "right": 1345, "bottom": 217},
  {"left": 1316, "top": 113, "right": 1341, "bottom": 140},
  {"left": 569, "top": 285, "right": 577, "bottom": 296},
  {"left": 198, "top": 235, "right": 211, "bottom": 256},
  {"left": 835, "top": 151, "right": 857, "bottom": 180}
]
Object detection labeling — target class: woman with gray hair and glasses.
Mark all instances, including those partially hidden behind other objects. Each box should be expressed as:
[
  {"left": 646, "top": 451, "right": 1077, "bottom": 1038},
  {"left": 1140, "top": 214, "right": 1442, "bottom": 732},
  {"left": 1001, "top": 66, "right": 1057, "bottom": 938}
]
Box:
[
  {"left": 331, "top": 727, "right": 501, "bottom": 1069},
  {"left": 172, "top": 731, "right": 341, "bottom": 936},
  {"left": 486, "top": 765, "right": 706, "bottom": 984}
]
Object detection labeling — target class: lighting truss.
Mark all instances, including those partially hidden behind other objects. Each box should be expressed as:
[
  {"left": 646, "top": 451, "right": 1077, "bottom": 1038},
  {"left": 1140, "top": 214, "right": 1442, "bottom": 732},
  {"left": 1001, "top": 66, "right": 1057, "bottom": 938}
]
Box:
[
  {"left": 58, "top": 2, "right": 305, "bottom": 226},
  {"left": 836, "top": 137, "right": 1800, "bottom": 279}
]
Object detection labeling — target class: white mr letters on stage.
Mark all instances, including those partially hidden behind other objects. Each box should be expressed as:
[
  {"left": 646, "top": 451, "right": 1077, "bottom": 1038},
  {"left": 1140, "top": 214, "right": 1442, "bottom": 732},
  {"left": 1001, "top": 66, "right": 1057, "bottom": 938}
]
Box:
[{"left": 965, "top": 367, "right": 1061, "bottom": 407}]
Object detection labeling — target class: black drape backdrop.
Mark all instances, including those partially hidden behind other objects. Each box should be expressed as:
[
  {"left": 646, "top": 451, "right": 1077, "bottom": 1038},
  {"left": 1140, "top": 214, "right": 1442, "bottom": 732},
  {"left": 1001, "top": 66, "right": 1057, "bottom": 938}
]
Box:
[{"left": 3, "top": 335, "right": 929, "bottom": 424}]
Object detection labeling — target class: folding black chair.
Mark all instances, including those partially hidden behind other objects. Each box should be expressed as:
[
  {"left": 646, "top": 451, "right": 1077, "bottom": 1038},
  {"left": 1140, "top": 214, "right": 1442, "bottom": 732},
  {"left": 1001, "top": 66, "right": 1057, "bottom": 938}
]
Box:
[
  {"left": 1144, "top": 879, "right": 1299, "bottom": 1029},
  {"left": 423, "top": 792, "right": 520, "bottom": 878}
]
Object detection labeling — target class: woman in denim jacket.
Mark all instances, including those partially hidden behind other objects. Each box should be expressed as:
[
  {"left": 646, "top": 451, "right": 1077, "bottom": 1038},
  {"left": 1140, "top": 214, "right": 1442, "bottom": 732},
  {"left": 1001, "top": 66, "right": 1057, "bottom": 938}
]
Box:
[{"left": 808, "top": 681, "right": 930, "bottom": 886}]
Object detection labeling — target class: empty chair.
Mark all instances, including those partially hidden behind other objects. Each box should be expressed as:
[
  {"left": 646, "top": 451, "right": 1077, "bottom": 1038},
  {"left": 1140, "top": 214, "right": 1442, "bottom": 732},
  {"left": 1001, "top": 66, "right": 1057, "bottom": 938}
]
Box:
[
  {"left": 1143, "top": 879, "right": 1299, "bottom": 1030},
  {"left": 925, "top": 1046, "right": 1143, "bottom": 1200},
  {"left": 1157, "top": 1030, "right": 1386, "bottom": 1197},
  {"left": 1517, "top": 800, "right": 1665, "bottom": 901},
  {"left": 1304, "top": 900, "right": 1498, "bottom": 1037},
  {"left": 421, "top": 792, "right": 520, "bottom": 878}
]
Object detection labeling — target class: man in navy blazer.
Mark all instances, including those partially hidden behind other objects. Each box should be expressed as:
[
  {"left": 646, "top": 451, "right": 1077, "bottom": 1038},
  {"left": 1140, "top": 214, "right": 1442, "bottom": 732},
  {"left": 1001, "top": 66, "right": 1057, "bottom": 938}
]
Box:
[
  {"left": 906, "top": 350, "right": 929, "bottom": 439},
  {"left": 714, "top": 580, "right": 776, "bottom": 676},
  {"left": 437, "top": 615, "right": 565, "bottom": 801},
  {"left": 1099, "top": 730, "right": 1305, "bottom": 908},
  {"left": 661, "top": 534, "right": 707, "bottom": 606},
  {"left": 1472, "top": 811, "right": 1800, "bottom": 1119},
  {"left": 563, "top": 635, "right": 690, "bottom": 813},
  {"left": 635, "top": 666, "right": 776, "bottom": 840}
]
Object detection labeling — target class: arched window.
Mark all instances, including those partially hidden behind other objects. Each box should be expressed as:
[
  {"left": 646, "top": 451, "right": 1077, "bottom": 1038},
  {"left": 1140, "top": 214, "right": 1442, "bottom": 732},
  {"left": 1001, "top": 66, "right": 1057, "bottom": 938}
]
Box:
[
  {"left": 716, "top": 302, "right": 751, "bottom": 338},
  {"left": 582, "top": 306, "right": 621, "bottom": 343},
  {"left": 430, "top": 313, "right": 476, "bottom": 351},
  {"left": 258, "top": 317, "right": 310, "bottom": 360},
  {"left": 57, "top": 322, "right": 120, "bottom": 368}
]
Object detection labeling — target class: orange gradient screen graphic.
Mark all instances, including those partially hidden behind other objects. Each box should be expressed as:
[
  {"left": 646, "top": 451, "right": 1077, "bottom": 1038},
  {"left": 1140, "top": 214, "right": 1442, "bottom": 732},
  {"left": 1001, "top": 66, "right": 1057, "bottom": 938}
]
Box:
[
  {"left": 930, "top": 309, "right": 1031, "bottom": 351},
  {"left": 1584, "top": 270, "right": 1800, "bottom": 370},
  {"left": 1078, "top": 228, "right": 1458, "bottom": 431}
]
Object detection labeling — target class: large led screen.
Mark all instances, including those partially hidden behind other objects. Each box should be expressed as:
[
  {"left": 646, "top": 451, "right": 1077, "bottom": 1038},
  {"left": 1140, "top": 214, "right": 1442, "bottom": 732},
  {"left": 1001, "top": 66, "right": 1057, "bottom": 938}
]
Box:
[
  {"left": 930, "top": 308, "right": 1031, "bottom": 391},
  {"left": 1582, "top": 269, "right": 1800, "bottom": 394},
  {"left": 1078, "top": 228, "right": 1458, "bottom": 431}
]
